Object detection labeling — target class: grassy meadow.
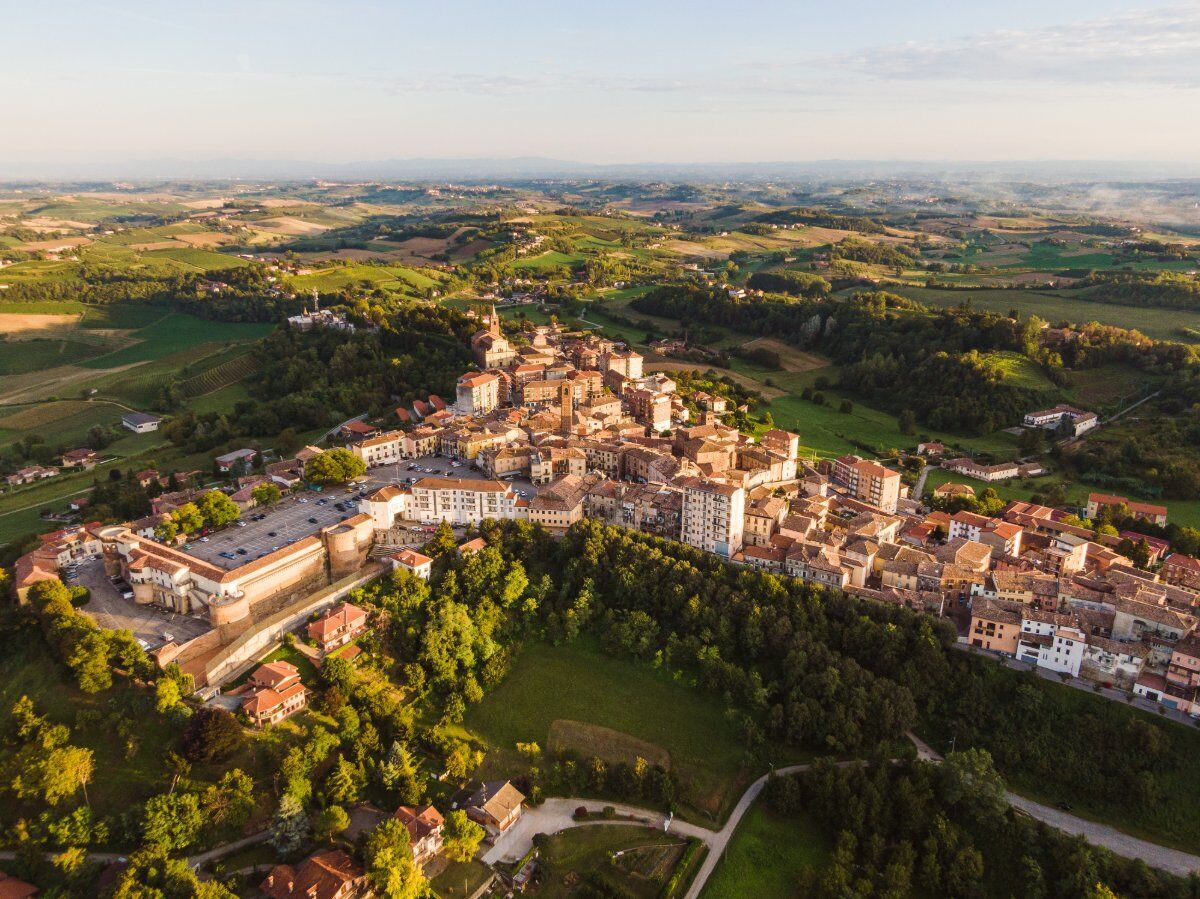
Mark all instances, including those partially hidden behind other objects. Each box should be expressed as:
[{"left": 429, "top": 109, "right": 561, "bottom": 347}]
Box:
[
  {"left": 700, "top": 801, "right": 831, "bottom": 899},
  {"left": 457, "top": 639, "right": 798, "bottom": 824}
]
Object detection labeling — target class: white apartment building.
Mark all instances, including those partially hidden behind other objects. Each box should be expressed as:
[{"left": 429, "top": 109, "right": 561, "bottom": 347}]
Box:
[
  {"left": 1017, "top": 618, "right": 1086, "bottom": 677},
  {"left": 456, "top": 372, "right": 501, "bottom": 416},
  {"left": 679, "top": 477, "right": 745, "bottom": 559},
  {"left": 361, "top": 477, "right": 523, "bottom": 528}
]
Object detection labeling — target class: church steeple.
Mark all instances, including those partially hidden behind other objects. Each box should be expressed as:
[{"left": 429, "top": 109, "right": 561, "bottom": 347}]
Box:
[{"left": 489, "top": 303, "right": 501, "bottom": 337}]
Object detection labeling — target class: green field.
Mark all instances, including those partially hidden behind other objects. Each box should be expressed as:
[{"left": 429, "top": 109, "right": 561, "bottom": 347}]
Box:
[
  {"left": 763, "top": 369, "right": 1017, "bottom": 460},
  {"left": 459, "top": 639, "right": 787, "bottom": 824},
  {"left": 700, "top": 800, "right": 830, "bottom": 899},
  {"left": 981, "top": 350, "right": 1057, "bottom": 391},
  {"left": 142, "top": 246, "right": 250, "bottom": 271},
  {"left": 79, "top": 312, "right": 274, "bottom": 369},
  {"left": 511, "top": 250, "right": 583, "bottom": 271},
  {"left": 0, "top": 338, "right": 110, "bottom": 373},
  {"left": 893, "top": 285, "right": 1200, "bottom": 343},
  {"left": 289, "top": 263, "right": 441, "bottom": 295}
]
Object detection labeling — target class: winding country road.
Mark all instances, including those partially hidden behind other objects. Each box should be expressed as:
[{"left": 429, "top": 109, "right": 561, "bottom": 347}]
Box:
[{"left": 485, "top": 735, "right": 1200, "bottom": 897}]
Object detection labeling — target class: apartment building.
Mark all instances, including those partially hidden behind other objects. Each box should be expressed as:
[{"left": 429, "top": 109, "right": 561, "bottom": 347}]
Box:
[
  {"left": 831, "top": 455, "right": 901, "bottom": 513},
  {"left": 351, "top": 430, "right": 405, "bottom": 468},
  {"left": 456, "top": 372, "right": 501, "bottom": 415},
  {"left": 679, "top": 477, "right": 745, "bottom": 558}
]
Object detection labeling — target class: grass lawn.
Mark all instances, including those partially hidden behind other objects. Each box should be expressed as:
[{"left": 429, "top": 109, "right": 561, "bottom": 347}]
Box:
[
  {"left": 537, "top": 825, "right": 690, "bottom": 899},
  {"left": 981, "top": 350, "right": 1058, "bottom": 391},
  {"left": 763, "top": 375, "right": 1018, "bottom": 462},
  {"left": 459, "top": 639, "right": 792, "bottom": 824},
  {"left": 188, "top": 382, "right": 253, "bottom": 415},
  {"left": 0, "top": 338, "right": 112, "bottom": 373},
  {"left": 227, "top": 642, "right": 319, "bottom": 688},
  {"left": 700, "top": 800, "right": 831, "bottom": 899},
  {"left": 430, "top": 859, "right": 494, "bottom": 899}
]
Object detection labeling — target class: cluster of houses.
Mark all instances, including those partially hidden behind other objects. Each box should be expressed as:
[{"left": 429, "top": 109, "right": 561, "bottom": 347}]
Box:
[{"left": 257, "top": 779, "right": 526, "bottom": 898}]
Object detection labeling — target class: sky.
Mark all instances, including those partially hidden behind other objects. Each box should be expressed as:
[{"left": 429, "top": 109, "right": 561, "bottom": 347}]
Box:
[{"left": 3, "top": 0, "right": 1200, "bottom": 172}]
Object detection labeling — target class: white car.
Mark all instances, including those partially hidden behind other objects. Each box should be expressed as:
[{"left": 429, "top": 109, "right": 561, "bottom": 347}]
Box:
[
  {"left": 199, "top": 536, "right": 209, "bottom": 543},
  {"left": 299, "top": 497, "right": 308, "bottom": 503}
]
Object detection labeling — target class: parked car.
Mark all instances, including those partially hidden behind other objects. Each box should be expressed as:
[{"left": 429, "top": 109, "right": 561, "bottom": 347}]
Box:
[
  {"left": 236, "top": 548, "right": 248, "bottom": 556},
  {"left": 308, "top": 517, "right": 318, "bottom": 524}
]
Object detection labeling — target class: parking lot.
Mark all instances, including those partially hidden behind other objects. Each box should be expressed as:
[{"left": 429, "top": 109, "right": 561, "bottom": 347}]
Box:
[
  {"left": 174, "top": 456, "right": 540, "bottom": 572},
  {"left": 70, "top": 557, "right": 212, "bottom": 648},
  {"left": 185, "top": 484, "right": 368, "bottom": 570}
]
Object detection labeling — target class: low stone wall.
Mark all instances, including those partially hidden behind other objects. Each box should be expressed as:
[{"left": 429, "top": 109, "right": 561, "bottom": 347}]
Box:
[{"left": 202, "top": 562, "right": 386, "bottom": 689}]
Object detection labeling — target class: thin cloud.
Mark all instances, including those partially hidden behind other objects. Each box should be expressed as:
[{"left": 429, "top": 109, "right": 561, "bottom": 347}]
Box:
[{"left": 845, "top": 4, "right": 1200, "bottom": 87}]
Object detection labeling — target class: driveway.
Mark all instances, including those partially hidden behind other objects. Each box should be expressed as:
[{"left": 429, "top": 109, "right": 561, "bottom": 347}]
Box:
[{"left": 482, "top": 798, "right": 709, "bottom": 866}]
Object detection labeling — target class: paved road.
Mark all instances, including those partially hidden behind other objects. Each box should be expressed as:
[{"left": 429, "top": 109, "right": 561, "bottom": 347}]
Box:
[
  {"left": 954, "top": 642, "right": 1199, "bottom": 727},
  {"left": 493, "top": 736, "right": 1200, "bottom": 898},
  {"left": 0, "top": 830, "right": 270, "bottom": 870},
  {"left": 912, "top": 464, "right": 932, "bottom": 499},
  {"left": 908, "top": 733, "right": 1200, "bottom": 878}
]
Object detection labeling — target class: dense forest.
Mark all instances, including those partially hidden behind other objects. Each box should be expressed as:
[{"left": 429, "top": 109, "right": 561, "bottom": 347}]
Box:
[
  {"left": 766, "top": 758, "right": 1197, "bottom": 898},
  {"left": 1082, "top": 271, "right": 1200, "bottom": 311},
  {"left": 754, "top": 207, "right": 888, "bottom": 234},
  {"left": 524, "top": 521, "right": 1200, "bottom": 850}
]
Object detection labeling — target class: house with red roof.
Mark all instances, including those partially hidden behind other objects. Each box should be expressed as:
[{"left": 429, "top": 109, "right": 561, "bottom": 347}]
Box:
[
  {"left": 394, "top": 804, "right": 445, "bottom": 864},
  {"left": 242, "top": 661, "right": 309, "bottom": 727},
  {"left": 260, "top": 850, "right": 366, "bottom": 899},
  {"left": 307, "top": 602, "right": 369, "bottom": 653}
]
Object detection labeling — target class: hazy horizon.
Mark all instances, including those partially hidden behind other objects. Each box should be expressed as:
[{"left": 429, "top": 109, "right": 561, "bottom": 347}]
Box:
[{"left": 6, "top": 1, "right": 1200, "bottom": 175}]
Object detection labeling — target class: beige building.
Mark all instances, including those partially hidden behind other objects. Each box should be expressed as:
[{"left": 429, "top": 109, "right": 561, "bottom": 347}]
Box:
[
  {"left": 832, "top": 455, "right": 901, "bottom": 513},
  {"left": 351, "top": 430, "right": 405, "bottom": 468}
]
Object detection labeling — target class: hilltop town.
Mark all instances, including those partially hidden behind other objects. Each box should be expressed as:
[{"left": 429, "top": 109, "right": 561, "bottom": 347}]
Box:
[{"left": 5, "top": 179, "right": 1200, "bottom": 898}]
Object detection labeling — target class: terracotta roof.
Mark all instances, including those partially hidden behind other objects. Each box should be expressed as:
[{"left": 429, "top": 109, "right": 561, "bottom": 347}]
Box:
[
  {"left": 251, "top": 661, "right": 300, "bottom": 689},
  {"left": 412, "top": 476, "right": 507, "bottom": 493},
  {"left": 260, "top": 850, "right": 363, "bottom": 899},
  {"left": 308, "top": 602, "right": 368, "bottom": 640},
  {"left": 392, "top": 549, "right": 433, "bottom": 568},
  {"left": 394, "top": 804, "right": 444, "bottom": 843},
  {"left": 0, "top": 872, "right": 38, "bottom": 899},
  {"left": 243, "top": 679, "right": 307, "bottom": 716}
]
